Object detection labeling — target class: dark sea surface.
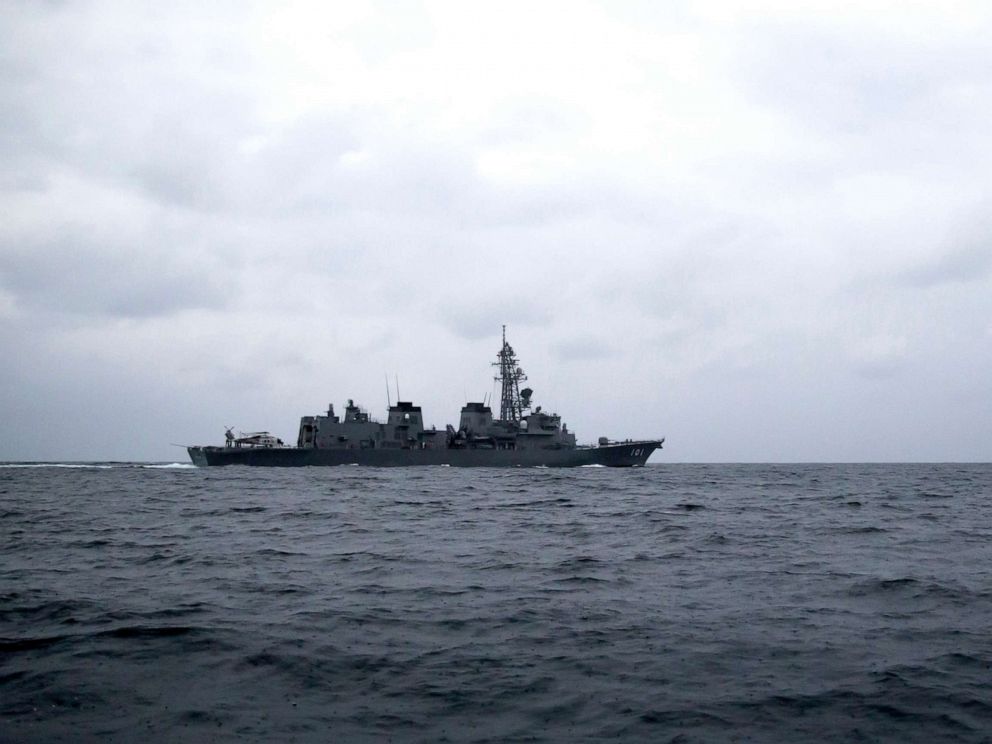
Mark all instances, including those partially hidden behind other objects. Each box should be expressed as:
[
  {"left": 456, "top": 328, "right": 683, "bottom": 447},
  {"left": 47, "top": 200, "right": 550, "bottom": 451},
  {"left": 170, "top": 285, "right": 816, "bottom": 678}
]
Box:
[{"left": 2, "top": 463, "right": 991, "bottom": 743}]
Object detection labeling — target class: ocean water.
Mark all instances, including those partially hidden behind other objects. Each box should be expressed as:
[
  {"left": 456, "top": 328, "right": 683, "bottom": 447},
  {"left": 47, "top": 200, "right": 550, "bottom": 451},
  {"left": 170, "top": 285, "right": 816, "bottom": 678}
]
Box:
[{"left": 2, "top": 463, "right": 991, "bottom": 743}]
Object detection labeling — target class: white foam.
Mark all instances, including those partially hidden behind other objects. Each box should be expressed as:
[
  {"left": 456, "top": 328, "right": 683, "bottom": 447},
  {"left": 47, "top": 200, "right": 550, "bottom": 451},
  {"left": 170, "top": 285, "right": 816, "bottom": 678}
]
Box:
[
  {"left": 0, "top": 463, "right": 114, "bottom": 469},
  {"left": 0, "top": 462, "right": 198, "bottom": 469}
]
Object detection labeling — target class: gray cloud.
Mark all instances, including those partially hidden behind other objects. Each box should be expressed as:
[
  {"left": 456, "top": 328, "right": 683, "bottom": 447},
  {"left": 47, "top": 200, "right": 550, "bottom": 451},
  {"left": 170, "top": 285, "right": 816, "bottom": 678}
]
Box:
[
  {"left": 553, "top": 336, "right": 613, "bottom": 361},
  {"left": 0, "top": 236, "right": 233, "bottom": 319},
  {"left": 1, "top": 2, "right": 991, "bottom": 461},
  {"left": 438, "top": 297, "right": 554, "bottom": 341},
  {"left": 899, "top": 216, "right": 992, "bottom": 288},
  {"left": 737, "top": 20, "right": 992, "bottom": 137}
]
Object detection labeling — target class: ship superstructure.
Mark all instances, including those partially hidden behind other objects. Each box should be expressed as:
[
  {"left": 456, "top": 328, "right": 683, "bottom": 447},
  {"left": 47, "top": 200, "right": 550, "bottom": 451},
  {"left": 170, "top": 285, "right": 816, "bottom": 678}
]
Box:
[
  {"left": 188, "top": 328, "right": 663, "bottom": 467},
  {"left": 493, "top": 325, "right": 531, "bottom": 423}
]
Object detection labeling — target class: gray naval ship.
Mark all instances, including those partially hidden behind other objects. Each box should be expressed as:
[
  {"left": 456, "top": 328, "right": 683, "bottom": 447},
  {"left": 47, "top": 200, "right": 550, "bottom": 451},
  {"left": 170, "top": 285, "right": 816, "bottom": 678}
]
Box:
[{"left": 187, "top": 328, "right": 664, "bottom": 467}]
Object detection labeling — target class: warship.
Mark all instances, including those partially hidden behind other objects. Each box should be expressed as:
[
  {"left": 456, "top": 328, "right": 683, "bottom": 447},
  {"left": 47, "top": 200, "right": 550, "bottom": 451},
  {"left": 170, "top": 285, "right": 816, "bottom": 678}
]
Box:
[{"left": 187, "top": 328, "right": 664, "bottom": 467}]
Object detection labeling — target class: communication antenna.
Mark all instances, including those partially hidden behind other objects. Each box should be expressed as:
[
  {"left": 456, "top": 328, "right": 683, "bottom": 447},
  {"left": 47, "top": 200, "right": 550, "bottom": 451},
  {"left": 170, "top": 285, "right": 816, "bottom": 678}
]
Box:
[
  {"left": 395, "top": 374, "right": 401, "bottom": 402},
  {"left": 385, "top": 373, "right": 391, "bottom": 407},
  {"left": 492, "top": 324, "right": 528, "bottom": 422}
]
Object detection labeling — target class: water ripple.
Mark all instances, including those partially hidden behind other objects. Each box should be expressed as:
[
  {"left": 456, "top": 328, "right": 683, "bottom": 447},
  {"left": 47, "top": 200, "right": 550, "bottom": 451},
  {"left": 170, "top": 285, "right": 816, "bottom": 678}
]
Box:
[{"left": 1, "top": 463, "right": 991, "bottom": 742}]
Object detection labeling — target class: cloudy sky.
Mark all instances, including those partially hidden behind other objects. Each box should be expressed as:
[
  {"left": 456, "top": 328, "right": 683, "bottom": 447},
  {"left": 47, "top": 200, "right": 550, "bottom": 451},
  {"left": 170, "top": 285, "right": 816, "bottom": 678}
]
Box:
[{"left": 2, "top": 0, "right": 990, "bottom": 462}]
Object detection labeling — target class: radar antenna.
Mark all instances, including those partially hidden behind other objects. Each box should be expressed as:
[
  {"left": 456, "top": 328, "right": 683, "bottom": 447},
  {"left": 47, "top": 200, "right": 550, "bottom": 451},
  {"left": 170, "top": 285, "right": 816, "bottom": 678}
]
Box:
[{"left": 492, "top": 325, "right": 530, "bottom": 422}]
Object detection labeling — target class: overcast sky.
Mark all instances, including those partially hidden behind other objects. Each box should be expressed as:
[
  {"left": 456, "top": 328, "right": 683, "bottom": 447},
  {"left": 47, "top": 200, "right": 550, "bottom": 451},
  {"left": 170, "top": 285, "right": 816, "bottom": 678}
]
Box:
[{"left": 2, "top": 0, "right": 990, "bottom": 462}]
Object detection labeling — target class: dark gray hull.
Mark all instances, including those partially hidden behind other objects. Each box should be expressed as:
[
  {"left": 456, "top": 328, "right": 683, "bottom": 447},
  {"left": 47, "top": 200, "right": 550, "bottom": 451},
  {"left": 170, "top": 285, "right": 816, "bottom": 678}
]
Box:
[{"left": 187, "top": 441, "right": 662, "bottom": 468}]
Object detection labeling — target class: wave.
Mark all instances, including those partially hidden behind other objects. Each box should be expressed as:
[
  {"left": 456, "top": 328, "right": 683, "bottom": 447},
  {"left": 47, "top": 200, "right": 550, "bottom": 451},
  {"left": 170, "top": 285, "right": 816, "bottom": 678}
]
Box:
[{"left": 3, "top": 462, "right": 991, "bottom": 743}]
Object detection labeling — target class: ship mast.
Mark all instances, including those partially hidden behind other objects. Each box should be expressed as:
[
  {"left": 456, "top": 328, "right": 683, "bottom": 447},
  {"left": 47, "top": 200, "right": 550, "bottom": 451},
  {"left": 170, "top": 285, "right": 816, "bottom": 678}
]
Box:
[{"left": 492, "top": 325, "right": 529, "bottom": 422}]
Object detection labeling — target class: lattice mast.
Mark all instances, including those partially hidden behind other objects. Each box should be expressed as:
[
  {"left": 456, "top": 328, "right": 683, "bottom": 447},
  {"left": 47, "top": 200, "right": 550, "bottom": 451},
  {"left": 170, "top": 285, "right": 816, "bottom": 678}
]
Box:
[{"left": 492, "top": 325, "right": 529, "bottom": 422}]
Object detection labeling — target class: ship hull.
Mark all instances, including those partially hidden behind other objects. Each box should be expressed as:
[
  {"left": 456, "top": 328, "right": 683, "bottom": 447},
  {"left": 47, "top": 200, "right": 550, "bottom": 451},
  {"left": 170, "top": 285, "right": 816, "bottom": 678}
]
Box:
[{"left": 187, "top": 441, "right": 662, "bottom": 468}]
